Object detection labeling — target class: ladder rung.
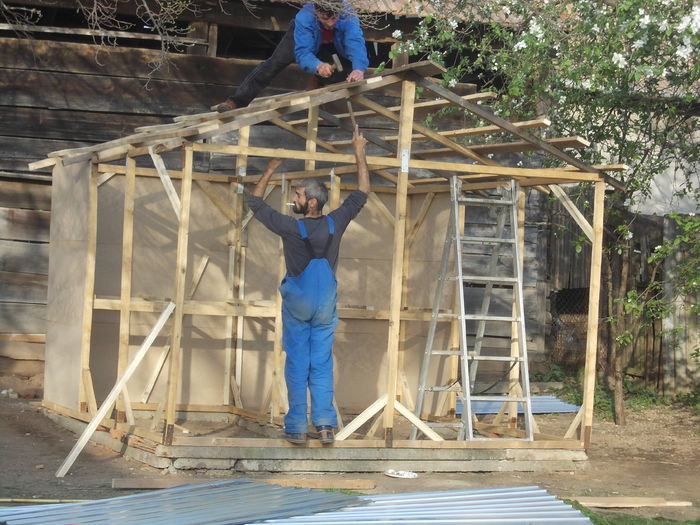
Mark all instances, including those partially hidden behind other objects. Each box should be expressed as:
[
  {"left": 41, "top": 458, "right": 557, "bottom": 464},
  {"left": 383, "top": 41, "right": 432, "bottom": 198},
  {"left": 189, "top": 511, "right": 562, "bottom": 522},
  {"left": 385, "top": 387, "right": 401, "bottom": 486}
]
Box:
[
  {"left": 431, "top": 350, "right": 461, "bottom": 356},
  {"left": 471, "top": 395, "right": 529, "bottom": 402},
  {"left": 458, "top": 197, "right": 514, "bottom": 206},
  {"left": 460, "top": 236, "right": 515, "bottom": 245},
  {"left": 460, "top": 315, "right": 519, "bottom": 322},
  {"left": 421, "top": 385, "right": 462, "bottom": 392},
  {"left": 462, "top": 275, "right": 518, "bottom": 283},
  {"left": 426, "top": 421, "right": 464, "bottom": 428},
  {"left": 469, "top": 355, "right": 523, "bottom": 362}
]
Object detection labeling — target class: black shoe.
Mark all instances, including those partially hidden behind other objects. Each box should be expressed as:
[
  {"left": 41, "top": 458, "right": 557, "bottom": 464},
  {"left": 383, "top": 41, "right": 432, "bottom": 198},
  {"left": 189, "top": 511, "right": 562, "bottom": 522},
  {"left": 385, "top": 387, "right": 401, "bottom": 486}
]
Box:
[
  {"left": 285, "top": 432, "right": 307, "bottom": 445},
  {"left": 316, "top": 425, "right": 335, "bottom": 445},
  {"left": 212, "top": 100, "right": 237, "bottom": 113}
]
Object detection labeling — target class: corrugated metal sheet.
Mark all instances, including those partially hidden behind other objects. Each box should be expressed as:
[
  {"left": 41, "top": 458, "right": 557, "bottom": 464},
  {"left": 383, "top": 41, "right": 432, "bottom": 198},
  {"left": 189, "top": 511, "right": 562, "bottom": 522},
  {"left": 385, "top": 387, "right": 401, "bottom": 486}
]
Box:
[
  {"left": 264, "top": 485, "right": 592, "bottom": 524},
  {"left": 457, "top": 395, "right": 580, "bottom": 415},
  {"left": 0, "top": 480, "right": 364, "bottom": 525}
]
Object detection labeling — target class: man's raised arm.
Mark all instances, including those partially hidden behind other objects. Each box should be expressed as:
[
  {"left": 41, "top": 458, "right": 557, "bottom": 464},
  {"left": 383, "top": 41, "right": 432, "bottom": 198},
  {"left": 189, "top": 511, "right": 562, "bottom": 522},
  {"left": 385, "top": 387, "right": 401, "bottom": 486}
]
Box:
[
  {"left": 251, "top": 158, "right": 283, "bottom": 197},
  {"left": 352, "top": 125, "right": 370, "bottom": 194}
]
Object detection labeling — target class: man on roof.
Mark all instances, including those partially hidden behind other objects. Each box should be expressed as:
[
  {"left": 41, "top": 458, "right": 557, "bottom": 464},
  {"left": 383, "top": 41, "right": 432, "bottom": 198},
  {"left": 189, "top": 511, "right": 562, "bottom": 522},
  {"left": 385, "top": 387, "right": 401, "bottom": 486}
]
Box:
[{"left": 213, "top": 0, "right": 369, "bottom": 112}]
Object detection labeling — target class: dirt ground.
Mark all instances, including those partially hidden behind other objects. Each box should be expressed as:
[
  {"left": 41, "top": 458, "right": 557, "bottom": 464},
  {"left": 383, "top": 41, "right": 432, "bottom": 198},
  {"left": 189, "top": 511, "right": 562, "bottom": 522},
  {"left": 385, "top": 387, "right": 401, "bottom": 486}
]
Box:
[{"left": 1, "top": 395, "right": 699, "bottom": 523}]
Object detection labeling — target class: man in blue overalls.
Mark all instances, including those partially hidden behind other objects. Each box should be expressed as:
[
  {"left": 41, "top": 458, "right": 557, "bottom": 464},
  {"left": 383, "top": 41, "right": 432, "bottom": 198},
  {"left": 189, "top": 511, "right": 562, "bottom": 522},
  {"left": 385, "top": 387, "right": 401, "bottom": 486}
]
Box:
[{"left": 247, "top": 127, "right": 370, "bottom": 445}]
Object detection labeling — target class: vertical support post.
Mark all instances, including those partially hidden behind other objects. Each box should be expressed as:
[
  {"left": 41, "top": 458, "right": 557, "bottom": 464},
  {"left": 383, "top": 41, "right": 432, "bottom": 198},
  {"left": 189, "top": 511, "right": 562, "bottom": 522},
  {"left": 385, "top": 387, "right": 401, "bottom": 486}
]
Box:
[
  {"left": 270, "top": 179, "right": 290, "bottom": 418},
  {"left": 382, "top": 79, "right": 415, "bottom": 445},
  {"left": 224, "top": 126, "right": 249, "bottom": 405},
  {"left": 163, "top": 145, "right": 194, "bottom": 445},
  {"left": 582, "top": 180, "right": 605, "bottom": 448},
  {"left": 116, "top": 155, "right": 137, "bottom": 422},
  {"left": 305, "top": 106, "right": 319, "bottom": 172},
  {"left": 79, "top": 163, "right": 99, "bottom": 414},
  {"left": 508, "top": 186, "right": 526, "bottom": 427},
  {"left": 329, "top": 169, "right": 341, "bottom": 211}
]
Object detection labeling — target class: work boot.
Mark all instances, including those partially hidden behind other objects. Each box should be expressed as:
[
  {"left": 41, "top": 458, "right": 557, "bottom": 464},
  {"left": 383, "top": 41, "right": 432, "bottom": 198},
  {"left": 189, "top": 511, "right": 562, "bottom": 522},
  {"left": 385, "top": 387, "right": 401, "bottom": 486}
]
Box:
[
  {"left": 316, "top": 425, "right": 335, "bottom": 445},
  {"left": 285, "top": 432, "right": 307, "bottom": 445},
  {"left": 212, "top": 100, "right": 238, "bottom": 113}
]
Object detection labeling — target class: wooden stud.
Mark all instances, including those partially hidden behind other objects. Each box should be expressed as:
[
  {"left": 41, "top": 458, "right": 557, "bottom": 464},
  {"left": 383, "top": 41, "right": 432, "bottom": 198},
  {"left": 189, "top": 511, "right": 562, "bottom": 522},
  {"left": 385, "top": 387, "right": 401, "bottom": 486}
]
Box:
[
  {"left": 79, "top": 163, "right": 99, "bottom": 413},
  {"left": 149, "top": 147, "right": 181, "bottom": 220},
  {"left": 582, "top": 180, "right": 606, "bottom": 447},
  {"left": 367, "top": 192, "right": 395, "bottom": 228},
  {"left": 549, "top": 184, "right": 594, "bottom": 241},
  {"left": 163, "top": 146, "right": 194, "bottom": 445},
  {"left": 116, "top": 155, "right": 137, "bottom": 422},
  {"left": 305, "top": 105, "right": 319, "bottom": 172},
  {"left": 382, "top": 79, "right": 416, "bottom": 443}
]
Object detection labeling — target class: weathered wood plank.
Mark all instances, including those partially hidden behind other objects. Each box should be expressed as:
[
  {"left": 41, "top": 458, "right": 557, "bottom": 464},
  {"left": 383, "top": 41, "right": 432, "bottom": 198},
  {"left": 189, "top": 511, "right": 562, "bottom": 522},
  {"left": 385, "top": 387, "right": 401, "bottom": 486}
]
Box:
[
  {"left": 0, "top": 340, "right": 45, "bottom": 360},
  {"left": 0, "top": 68, "right": 227, "bottom": 115},
  {"left": 0, "top": 303, "right": 46, "bottom": 333},
  {"left": 0, "top": 271, "right": 48, "bottom": 303},
  {"left": 0, "top": 37, "right": 309, "bottom": 88},
  {"left": 0, "top": 180, "right": 51, "bottom": 210},
  {"left": 0, "top": 239, "right": 49, "bottom": 274},
  {"left": 0, "top": 207, "right": 50, "bottom": 242},
  {"left": 0, "top": 106, "right": 168, "bottom": 143}
]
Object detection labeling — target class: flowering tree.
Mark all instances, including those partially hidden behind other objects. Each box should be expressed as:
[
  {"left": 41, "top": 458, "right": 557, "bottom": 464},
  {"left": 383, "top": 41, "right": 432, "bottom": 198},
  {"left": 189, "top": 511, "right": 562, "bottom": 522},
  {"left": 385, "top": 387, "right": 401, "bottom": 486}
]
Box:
[{"left": 390, "top": 0, "right": 699, "bottom": 423}]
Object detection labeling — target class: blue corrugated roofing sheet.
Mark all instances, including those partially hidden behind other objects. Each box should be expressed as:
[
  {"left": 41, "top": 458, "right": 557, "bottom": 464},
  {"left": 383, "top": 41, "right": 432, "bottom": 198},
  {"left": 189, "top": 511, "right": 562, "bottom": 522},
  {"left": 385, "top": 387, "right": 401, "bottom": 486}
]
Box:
[
  {"left": 265, "top": 486, "right": 591, "bottom": 525},
  {"left": 0, "top": 482, "right": 590, "bottom": 525},
  {"left": 457, "top": 395, "right": 580, "bottom": 415},
  {"left": 264, "top": 486, "right": 592, "bottom": 524},
  {"left": 0, "top": 480, "right": 364, "bottom": 525}
]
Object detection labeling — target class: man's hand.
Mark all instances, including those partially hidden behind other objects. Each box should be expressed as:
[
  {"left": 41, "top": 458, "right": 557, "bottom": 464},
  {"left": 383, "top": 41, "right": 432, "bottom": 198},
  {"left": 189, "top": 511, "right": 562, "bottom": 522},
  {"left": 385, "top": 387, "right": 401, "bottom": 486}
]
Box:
[
  {"left": 346, "top": 69, "right": 364, "bottom": 82},
  {"left": 252, "top": 158, "right": 283, "bottom": 197},
  {"left": 352, "top": 125, "right": 370, "bottom": 194},
  {"left": 316, "top": 62, "right": 333, "bottom": 78},
  {"left": 266, "top": 158, "right": 283, "bottom": 172},
  {"left": 352, "top": 125, "right": 368, "bottom": 153}
]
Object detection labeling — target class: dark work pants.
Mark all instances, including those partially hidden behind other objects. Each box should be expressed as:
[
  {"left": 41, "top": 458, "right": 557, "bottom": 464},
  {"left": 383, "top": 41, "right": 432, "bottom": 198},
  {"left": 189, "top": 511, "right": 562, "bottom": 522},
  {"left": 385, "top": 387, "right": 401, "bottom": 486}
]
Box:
[{"left": 228, "top": 22, "right": 352, "bottom": 107}]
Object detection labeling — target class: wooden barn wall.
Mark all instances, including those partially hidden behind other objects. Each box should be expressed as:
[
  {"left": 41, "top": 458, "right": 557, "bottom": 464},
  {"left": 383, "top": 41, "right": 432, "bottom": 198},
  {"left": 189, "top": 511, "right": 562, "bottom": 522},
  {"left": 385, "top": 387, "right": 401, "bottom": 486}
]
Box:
[{"left": 0, "top": 180, "right": 50, "bottom": 377}]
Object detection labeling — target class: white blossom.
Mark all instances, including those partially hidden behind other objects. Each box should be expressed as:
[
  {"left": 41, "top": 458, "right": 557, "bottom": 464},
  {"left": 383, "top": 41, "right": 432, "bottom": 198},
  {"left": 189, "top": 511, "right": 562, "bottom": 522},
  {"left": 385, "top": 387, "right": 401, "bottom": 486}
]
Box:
[
  {"left": 612, "top": 52, "right": 628, "bottom": 68},
  {"left": 448, "top": 18, "right": 459, "bottom": 29},
  {"left": 677, "top": 15, "right": 691, "bottom": 32},
  {"left": 514, "top": 40, "right": 527, "bottom": 51},
  {"left": 659, "top": 19, "right": 669, "bottom": 32},
  {"left": 503, "top": 5, "right": 510, "bottom": 15},
  {"left": 591, "top": 24, "right": 600, "bottom": 33},
  {"left": 639, "top": 13, "right": 650, "bottom": 28},
  {"left": 632, "top": 37, "right": 647, "bottom": 50},
  {"left": 677, "top": 37, "right": 693, "bottom": 59},
  {"left": 691, "top": 5, "right": 700, "bottom": 33},
  {"left": 392, "top": 29, "right": 402, "bottom": 39},
  {"left": 624, "top": 230, "right": 633, "bottom": 240},
  {"left": 447, "top": 78, "right": 458, "bottom": 87},
  {"left": 529, "top": 20, "right": 544, "bottom": 40},
  {"left": 581, "top": 79, "right": 592, "bottom": 89}
]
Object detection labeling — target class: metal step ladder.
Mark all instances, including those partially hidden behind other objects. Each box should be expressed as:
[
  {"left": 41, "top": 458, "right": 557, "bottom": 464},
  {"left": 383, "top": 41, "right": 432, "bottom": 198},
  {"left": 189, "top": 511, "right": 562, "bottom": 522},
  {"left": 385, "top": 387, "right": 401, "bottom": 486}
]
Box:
[{"left": 411, "top": 176, "right": 534, "bottom": 441}]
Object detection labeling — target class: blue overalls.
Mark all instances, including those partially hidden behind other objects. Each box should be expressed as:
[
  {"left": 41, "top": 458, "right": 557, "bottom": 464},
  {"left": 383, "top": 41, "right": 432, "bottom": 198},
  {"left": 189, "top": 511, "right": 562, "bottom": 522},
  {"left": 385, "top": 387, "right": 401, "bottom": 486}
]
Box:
[{"left": 279, "top": 216, "right": 339, "bottom": 433}]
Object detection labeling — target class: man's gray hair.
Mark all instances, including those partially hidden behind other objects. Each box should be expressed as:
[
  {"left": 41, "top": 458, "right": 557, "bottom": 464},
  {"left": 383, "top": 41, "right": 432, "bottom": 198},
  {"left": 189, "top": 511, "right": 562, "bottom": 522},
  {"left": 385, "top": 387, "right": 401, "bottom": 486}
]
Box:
[{"left": 300, "top": 178, "right": 328, "bottom": 210}]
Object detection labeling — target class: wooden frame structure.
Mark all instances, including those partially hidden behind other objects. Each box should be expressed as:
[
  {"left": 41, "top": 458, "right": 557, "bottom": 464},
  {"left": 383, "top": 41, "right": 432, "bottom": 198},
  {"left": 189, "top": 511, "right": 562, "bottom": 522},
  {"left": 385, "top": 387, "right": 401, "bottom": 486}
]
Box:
[{"left": 35, "top": 61, "right": 625, "bottom": 472}]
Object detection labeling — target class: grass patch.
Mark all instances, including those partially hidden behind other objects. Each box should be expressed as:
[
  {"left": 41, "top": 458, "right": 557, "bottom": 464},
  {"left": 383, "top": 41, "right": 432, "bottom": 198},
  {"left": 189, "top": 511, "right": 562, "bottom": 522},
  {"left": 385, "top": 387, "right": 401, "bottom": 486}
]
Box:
[{"left": 569, "top": 501, "right": 700, "bottom": 524}]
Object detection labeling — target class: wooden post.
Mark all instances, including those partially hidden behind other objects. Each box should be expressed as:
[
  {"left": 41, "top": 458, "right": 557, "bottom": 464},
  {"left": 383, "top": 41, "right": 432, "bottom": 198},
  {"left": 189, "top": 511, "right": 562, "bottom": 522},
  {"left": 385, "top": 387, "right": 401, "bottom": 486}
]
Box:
[
  {"left": 581, "top": 180, "right": 605, "bottom": 447},
  {"left": 305, "top": 106, "right": 319, "bottom": 172},
  {"left": 116, "top": 155, "right": 137, "bottom": 422},
  {"left": 383, "top": 79, "right": 415, "bottom": 445},
  {"left": 163, "top": 145, "right": 194, "bottom": 445},
  {"left": 508, "top": 186, "right": 526, "bottom": 427},
  {"left": 79, "top": 163, "right": 99, "bottom": 414},
  {"left": 224, "top": 126, "right": 249, "bottom": 405}
]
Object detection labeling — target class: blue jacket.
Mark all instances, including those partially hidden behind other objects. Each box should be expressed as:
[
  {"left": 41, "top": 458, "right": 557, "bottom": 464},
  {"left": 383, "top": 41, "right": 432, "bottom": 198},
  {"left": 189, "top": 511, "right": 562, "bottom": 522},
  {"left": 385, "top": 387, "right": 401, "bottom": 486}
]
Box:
[{"left": 294, "top": 3, "right": 369, "bottom": 74}]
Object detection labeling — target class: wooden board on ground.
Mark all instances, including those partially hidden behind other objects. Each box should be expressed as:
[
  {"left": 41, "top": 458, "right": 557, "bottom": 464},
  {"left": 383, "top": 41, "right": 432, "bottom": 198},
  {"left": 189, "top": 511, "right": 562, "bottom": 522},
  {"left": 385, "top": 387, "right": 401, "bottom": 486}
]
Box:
[
  {"left": 112, "top": 477, "right": 375, "bottom": 490},
  {"left": 573, "top": 496, "right": 693, "bottom": 508}
]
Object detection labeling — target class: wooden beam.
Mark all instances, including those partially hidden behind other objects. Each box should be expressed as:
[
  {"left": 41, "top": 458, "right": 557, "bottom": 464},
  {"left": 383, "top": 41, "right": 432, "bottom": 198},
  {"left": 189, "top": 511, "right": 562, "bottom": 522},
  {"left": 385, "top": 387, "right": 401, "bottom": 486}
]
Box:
[
  {"left": 79, "top": 164, "right": 99, "bottom": 414},
  {"left": 413, "top": 136, "right": 590, "bottom": 158},
  {"left": 367, "top": 192, "right": 395, "bottom": 229},
  {"left": 383, "top": 80, "right": 416, "bottom": 444},
  {"left": 352, "top": 94, "right": 497, "bottom": 166},
  {"left": 582, "top": 181, "right": 605, "bottom": 448},
  {"left": 163, "top": 146, "right": 194, "bottom": 446},
  {"left": 55, "top": 302, "right": 175, "bottom": 478},
  {"left": 149, "top": 147, "right": 181, "bottom": 220},
  {"left": 549, "top": 184, "right": 594, "bottom": 241},
  {"left": 116, "top": 156, "right": 137, "bottom": 421}
]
